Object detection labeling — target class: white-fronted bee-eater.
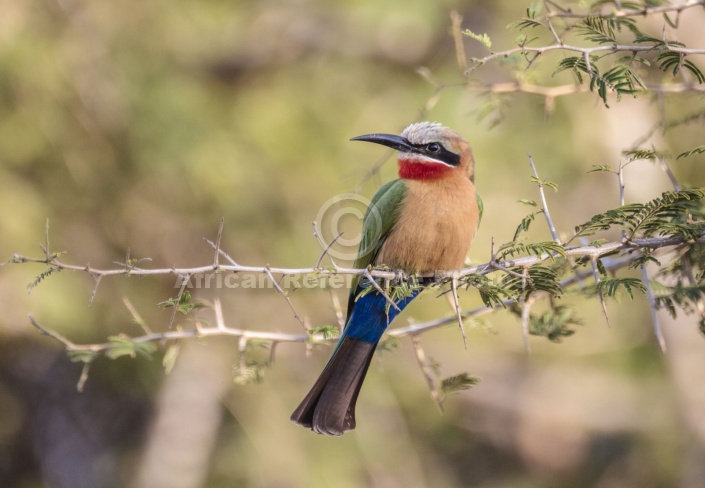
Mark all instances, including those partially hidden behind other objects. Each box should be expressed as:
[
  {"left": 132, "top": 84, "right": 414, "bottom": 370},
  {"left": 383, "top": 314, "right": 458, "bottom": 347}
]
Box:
[{"left": 291, "top": 122, "right": 482, "bottom": 435}]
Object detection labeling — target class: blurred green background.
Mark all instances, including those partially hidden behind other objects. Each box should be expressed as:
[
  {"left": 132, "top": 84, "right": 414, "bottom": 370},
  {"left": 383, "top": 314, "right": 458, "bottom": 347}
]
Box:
[{"left": 1, "top": 0, "right": 705, "bottom": 487}]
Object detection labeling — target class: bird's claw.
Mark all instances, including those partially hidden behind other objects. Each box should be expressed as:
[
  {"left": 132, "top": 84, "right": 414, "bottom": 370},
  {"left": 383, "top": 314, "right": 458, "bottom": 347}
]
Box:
[{"left": 394, "top": 270, "right": 408, "bottom": 284}]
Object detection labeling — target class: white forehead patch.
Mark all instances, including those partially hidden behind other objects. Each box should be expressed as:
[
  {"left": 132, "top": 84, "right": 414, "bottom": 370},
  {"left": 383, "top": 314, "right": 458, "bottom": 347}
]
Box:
[{"left": 400, "top": 121, "right": 446, "bottom": 145}]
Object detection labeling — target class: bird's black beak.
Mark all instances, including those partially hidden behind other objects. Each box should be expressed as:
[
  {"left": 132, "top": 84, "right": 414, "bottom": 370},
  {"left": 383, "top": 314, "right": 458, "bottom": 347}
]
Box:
[{"left": 350, "top": 133, "right": 416, "bottom": 153}]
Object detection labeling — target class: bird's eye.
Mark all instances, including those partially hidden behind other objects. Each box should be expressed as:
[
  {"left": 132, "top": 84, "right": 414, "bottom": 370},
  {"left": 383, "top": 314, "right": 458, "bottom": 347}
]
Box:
[{"left": 427, "top": 143, "right": 441, "bottom": 153}]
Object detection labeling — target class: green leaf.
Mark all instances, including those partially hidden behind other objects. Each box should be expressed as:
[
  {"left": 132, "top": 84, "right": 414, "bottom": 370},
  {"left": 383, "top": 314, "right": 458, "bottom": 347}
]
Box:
[
  {"left": 463, "top": 29, "right": 492, "bottom": 50},
  {"left": 588, "top": 164, "right": 614, "bottom": 173},
  {"left": 441, "top": 373, "right": 479, "bottom": 397},
  {"left": 530, "top": 176, "right": 558, "bottom": 191},
  {"left": 513, "top": 213, "right": 536, "bottom": 241},
  {"left": 518, "top": 199, "right": 538, "bottom": 207},
  {"left": 573, "top": 189, "right": 705, "bottom": 240},
  {"left": 163, "top": 344, "right": 180, "bottom": 374},
  {"left": 529, "top": 305, "right": 582, "bottom": 342},
  {"left": 68, "top": 349, "right": 98, "bottom": 364},
  {"left": 158, "top": 291, "right": 208, "bottom": 315},
  {"left": 654, "top": 50, "right": 703, "bottom": 82},
  {"left": 105, "top": 335, "right": 157, "bottom": 360},
  {"left": 596, "top": 278, "right": 647, "bottom": 299},
  {"left": 575, "top": 16, "right": 639, "bottom": 44},
  {"left": 378, "top": 335, "right": 400, "bottom": 353},
  {"left": 310, "top": 325, "right": 339, "bottom": 340},
  {"left": 27, "top": 266, "right": 62, "bottom": 293},
  {"left": 233, "top": 364, "right": 266, "bottom": 385},
  {"left": 623, "top": 148, "right": 667, "bottom": 162},
  {"left": 462, "top": 274, "right": 512, "bottom": 309},
  {"left": 589, "top": 238, "right": 608, "bottom": 247},
  {"left": 498, "top": 241, "right": 567, "bottom": 261},
  {"left": 507, "top": 4, "right": 543, "bottom": 31},
  {"left": 502, "top": 265, "right": 563, "bottom": 300},
  {"left": 507, "top": 18, "right": 542, "bottom": 31},
  {"left": 677, "top": 145, "right": 705, "bottom": 160}
]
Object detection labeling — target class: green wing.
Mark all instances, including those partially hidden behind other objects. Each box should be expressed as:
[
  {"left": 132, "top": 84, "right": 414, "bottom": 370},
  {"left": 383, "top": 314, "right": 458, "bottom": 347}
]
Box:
[{"left": 346, "top": 179, "right": 407, "bottom": 319}]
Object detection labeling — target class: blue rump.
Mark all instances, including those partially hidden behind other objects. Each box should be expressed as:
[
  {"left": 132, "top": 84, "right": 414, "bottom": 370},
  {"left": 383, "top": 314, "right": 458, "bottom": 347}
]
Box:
[{"left": 343, "top": 286, "right": 420, "bottom": 344}]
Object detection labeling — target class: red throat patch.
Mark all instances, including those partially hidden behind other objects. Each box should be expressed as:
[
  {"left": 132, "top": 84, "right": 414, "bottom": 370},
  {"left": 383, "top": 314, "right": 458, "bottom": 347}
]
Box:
[{"left": 398, "top": 159, "right": 453, "bottom": 180}]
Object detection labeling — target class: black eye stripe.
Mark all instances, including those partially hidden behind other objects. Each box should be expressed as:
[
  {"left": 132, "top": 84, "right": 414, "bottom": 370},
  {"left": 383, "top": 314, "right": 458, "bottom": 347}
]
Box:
[{"left": 411, "top": 142, "right": 461, "bottom": 167}]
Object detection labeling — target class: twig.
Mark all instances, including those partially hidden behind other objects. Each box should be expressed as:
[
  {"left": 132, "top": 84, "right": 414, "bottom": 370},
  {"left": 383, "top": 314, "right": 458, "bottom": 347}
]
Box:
[
  {"left": 24, "top": 238, "right": 693, "bottom": 358},
  {"left": 521, "top": 296, "right": 533, "bottom": 355},
  {"left": 450, "top": 273, "right": 467, "bottom": 349},
  {"left": 450, "top": 11, "right": 468, "bottom": 72},
  {"left": 87, "top": 273, "right": 102, "bottom": 306},
  {"left": 29, "top": 315, "right": 79, "bottom": 350},
  {"left": 618, "top": 159, "right": 626, "bottom": 242},
  {"left": 529, "top": 155, "right": 561, "bottom": 244},
  {"left": 469, "top": 43, "right": 705, "bottom": 69},
  {"left": 590, "top": 256, "right": 611, "bottom": 327},
  {"left": 641, "top": 265, "right": 667, "bottom": 353},
  {"left": 9, "top": 232, "right": 705, "bottom": 286},
  {"left": 364, "top": 269, "right": 401, "bottom": 313},
  {"left": 315, "top": 231, "right": 344, "bottom": 270},
  {"left": 264, "top": 267, "right": 306, "bottom": 328},
  {"left": 123, "top": 297, "right": 152, "bottom": 335},
  {"left": 312, "top": 221, "right": 340, "bottom": 270},
  {"left": 411, "top": 335, "right": 443, "bottom": 413},
  {"left": 204, "top": 238, "right": 238, "bottom": 267},
  {"left": 329, "top": 290, "right": 346, "bottom": 329},
  {"left": 213, "top": 217, "right": 225, "bottom": 269},
  {"left": 657, "top": 155, "right": 683, "bottom": 191}
]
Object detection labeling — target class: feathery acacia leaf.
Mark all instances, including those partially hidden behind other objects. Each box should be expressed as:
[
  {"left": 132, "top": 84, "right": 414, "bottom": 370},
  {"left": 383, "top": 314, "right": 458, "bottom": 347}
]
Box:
[
  {"left": 502, "top": 265, "right": 562, "bottom": 300},
  {"left": 677, "top": 145, "right": 705, "bottom": 160},
  {"left": 595, "top": 278, "right": 647, "bottom": 299},
  {"left": 441, "top": 373, "right": 479, "bottom": 398},
  {"left": 463, "top": 274, "right": 512, "bottom": 308},
  {"left": 529, "top": 305, "right": 582, "bottom": 342},
  {"left": 573, "top": 189, "right": 705, "bottom": 240}
]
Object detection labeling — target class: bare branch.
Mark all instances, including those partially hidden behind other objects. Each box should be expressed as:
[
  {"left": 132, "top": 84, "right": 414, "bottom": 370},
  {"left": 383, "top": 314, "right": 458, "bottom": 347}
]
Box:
[
  {"left": 315, "top": 230, "right": 344, "bottom": 270},
  {"left": 213, "top": 217, "right": 225, "bottom": 269},
  {"left": 123, "top": 297, "right": 152, "bottom": 335},
  {"left": 469, "top": 43, "right": 705, "bottom": 70},
  {"left": 657, "top": 155, "right": 683, "bottom": 191},
  {"left": 450, "top": 11, "right": 468, "bottom": 72},
  {"left": 641, "top": 265, "right": 667, "bottom": 353},
  {"left": 411, "top": 335, "right": 443, "bottom": 413},
  {"left": 618, "top": 159, "right": 626, "bottom": 242},
  {"left": 521, "top": 295, "right": 534, "bottom": 355},
  {"left": 312, "top": 221, "right": 340, "bottom": 270},
  {"left": 450, "top": 273, "right": 467, "bottom": 349},
  {"left": 264, "top": 267, "right": 306, "bottom": 328},
  {"left": 529, "top": 155, "right": 561, "bottom": 244}
]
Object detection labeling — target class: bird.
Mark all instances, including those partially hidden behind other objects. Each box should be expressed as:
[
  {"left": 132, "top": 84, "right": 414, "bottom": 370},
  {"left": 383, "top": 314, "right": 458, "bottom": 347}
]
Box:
[{"left": 291, "top": 121, "right": 482, "bottom": 436}]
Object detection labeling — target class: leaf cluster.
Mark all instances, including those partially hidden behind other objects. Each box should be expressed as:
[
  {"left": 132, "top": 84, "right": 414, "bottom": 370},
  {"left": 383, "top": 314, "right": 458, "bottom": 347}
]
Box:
[
  {"left": 158, "top": 291, "right": 209, "bottom": 315},
  {"left": 528, "top": 305, "right": 582, "bottom": 342},
  {"left": 574, "top": 189, "right": 705, "bottom": 241},
  {"left": 509, "top": 9, "right": 705, "bottom": 106},
  {"left": 502, "top": 265, "right": 563, "bottom": 301}
]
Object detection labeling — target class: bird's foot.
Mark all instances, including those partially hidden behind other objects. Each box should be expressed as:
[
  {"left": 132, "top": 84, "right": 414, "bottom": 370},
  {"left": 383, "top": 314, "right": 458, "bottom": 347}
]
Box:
[{"left": 394, "top": 269, "right": 409, "bottom": 284}]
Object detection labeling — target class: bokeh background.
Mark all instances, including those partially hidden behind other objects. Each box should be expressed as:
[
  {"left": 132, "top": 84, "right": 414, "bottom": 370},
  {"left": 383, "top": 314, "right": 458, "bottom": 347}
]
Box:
[{"left": 1, "top": 0, "right": 704, "bottom": 487}]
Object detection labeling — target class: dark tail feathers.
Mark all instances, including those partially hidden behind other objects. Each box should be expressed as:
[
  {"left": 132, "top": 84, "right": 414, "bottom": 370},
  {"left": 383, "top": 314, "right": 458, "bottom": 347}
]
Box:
[{"left": 290, "top": 337, "right": 376, "bottom": 436}]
